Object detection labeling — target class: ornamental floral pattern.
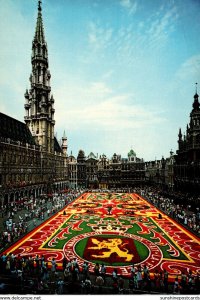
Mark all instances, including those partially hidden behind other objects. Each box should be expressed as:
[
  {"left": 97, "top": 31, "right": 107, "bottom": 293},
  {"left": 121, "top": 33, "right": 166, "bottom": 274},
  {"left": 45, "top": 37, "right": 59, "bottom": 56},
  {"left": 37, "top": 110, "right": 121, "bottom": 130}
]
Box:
[{"left": 2, "top": 193, "right": 200, "bottom": 281}]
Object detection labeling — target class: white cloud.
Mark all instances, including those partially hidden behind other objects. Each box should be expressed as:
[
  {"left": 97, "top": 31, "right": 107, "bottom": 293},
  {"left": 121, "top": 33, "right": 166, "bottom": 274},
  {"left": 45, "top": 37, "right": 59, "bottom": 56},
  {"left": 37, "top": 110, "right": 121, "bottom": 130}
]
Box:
[
  {"left": 84, "top": 2, "right": 179, "bottom": 70},
  {"left": 175, "top": 54, "right": 200, "bottom": 81},
  {"left": 89, "top": 82, "right": 112, "bottom": 96},
  {"left": 96, "top": 4, "right": 179, "bottom": 68},
  {"left": 113, "top": 3, "right": 179, "bottom": 63},
  {"left": 167, "top": 54, "right": 200, "bottom": 107},
  {"left": 146, "top": 5, "right": 178, "bottom": 50},
  {"left": 102, "top": 70, "right": 114, "bottom": 80},
  {"left": 88, "top": 22, "right": 113, "bottom": 51},
  {"left": 120, "top": 0, "right": 138, "bottom": 15},
  {"left": 54, "top": 79, "right": 165, "bottom": 136}
]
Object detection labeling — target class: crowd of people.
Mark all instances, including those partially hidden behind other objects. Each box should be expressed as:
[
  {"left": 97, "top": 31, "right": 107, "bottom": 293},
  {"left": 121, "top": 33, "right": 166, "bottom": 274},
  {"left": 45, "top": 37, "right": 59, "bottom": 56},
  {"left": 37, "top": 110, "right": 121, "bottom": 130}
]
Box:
[
  {"left": 0, "top": 189, "right": 82, "bottom": 250},
  {"left": 137, "top": 186, "right": 200, "bottom": 235},
  {"left": 0, "top": 253, "right": 199, "bottom": 294}
]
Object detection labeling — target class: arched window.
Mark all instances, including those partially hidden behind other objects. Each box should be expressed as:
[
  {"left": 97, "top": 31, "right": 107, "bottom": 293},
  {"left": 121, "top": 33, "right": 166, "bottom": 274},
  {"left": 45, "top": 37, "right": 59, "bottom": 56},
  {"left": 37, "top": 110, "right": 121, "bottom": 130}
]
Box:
[
  {"left": 43, "top": 68, "right": 46, "bottom": 84},
  {"left": 38, "top": 44, "right": 41, "bottom": 55},
  {"left": 37, "top": 66, "right": 41, "bottom": 83},
  {"left": 42, "top": 46, "right": 46, "bottom": 57}
]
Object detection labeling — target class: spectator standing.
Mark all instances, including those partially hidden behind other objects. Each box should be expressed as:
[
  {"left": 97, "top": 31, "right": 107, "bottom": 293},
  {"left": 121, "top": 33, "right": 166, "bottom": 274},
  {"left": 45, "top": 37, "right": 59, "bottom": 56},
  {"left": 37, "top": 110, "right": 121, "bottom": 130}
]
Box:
[
  {"left": 51, "top": 257, "right": 57, "bottom": 273},
  {"left": 173, "top": 277, "right": 180, "bottom": 294},
  {"left": 82, "top": 261, "right": 89, "bottom": 279},
  {"left": 131, "top": 264, "right": 137, "bottom": 278},
  {"left": 96, "top": 274, "right": 104, "bottom": 293},
  {"left": 56, "top": 277, "right": 64, "bottom": 294},
  {"left": 163, "top": 269, "right": 169, "bottom": 293},
  {"left": 94, "top": 262, "right": 100, "bottom": 276},
  {"left": 180, "top": 271, "right": 187, "bottom": 292},
  {"left": 118, "top": 276, "right": 124, "bottom": 293},
  {"left": 136, "top": 265, "right": 143, "bottom": 290},
  {"left": 62, "top": 257, "right": 67, "bottom": 271},
  {"left": 100, "top": 263, "right": 106, "bottom": 281}
]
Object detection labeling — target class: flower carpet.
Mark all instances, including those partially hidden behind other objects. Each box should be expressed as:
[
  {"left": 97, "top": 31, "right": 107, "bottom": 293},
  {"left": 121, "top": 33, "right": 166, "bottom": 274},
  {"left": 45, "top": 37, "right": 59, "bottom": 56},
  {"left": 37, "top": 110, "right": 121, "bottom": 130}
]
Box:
[{"left": 2, "top": 193, "right": 200, "bottom": 281}]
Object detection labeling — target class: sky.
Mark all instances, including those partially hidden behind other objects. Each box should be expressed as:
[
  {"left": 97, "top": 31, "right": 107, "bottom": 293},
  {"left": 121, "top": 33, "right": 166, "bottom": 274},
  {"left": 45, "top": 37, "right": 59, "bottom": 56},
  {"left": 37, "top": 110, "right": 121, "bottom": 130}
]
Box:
[{"left": 0, "top": 0, "right": 200, "bottom": 161}]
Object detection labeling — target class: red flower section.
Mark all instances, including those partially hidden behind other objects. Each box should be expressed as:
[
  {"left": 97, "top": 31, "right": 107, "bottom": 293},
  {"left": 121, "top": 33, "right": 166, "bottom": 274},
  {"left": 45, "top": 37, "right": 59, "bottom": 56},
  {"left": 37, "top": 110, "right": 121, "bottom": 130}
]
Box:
[{"left": 83, "top": 236, "right": 141, "bottom": 264}]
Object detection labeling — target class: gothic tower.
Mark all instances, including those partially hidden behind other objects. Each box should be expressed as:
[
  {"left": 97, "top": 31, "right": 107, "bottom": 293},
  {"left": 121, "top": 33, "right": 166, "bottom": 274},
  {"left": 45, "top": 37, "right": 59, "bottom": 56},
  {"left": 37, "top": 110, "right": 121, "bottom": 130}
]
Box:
[
  {"left": 61, "top": 131, "right": 68, "bottom": 157},
  {"left": 174, "top": 84, "right": 200, "bottom": 193},
  {"left": 188, "top": 85, "right": 200, "bottom": 161},
  {"left": 24, "top": 0, "right": 55, "bottom": 153}
]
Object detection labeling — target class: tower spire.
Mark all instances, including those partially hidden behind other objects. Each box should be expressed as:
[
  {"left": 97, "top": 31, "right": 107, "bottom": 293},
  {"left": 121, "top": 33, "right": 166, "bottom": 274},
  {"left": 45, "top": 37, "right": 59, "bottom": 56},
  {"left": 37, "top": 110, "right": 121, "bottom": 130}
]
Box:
[
  {"left": 24, "top": 0, "right": 55, "bottom": 153},
  {"left": 195, "top": 82, "right": 198, "bottom": 94},
  {"left": 192, "top": 83, "right": 199, "bottom": 111},
  {"left": 34, "top": 0, "right": 45, "bottom": 44},
  {"left": 62, "top": 131, "right": 68, "bottom": 157}
]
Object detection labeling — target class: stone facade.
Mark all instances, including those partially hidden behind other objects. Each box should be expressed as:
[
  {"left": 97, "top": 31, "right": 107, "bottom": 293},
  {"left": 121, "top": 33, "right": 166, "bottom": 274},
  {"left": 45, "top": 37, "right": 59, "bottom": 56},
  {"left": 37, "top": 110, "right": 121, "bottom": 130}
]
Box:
[
  {"left": 0, "top": 2, "right": 68, "bottom": 207},
  {"left": 66, "top": 150, "right": 145, "bottom": 189},
  {"left": 174, "top": 90, "right": 200, "bottom": 193}
]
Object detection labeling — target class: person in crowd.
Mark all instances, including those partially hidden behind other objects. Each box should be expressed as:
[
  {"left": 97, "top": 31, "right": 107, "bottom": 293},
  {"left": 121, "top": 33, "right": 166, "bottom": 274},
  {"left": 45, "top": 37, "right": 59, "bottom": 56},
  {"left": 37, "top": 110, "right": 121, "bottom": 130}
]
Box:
[
  {"left": 94, "top": 262, "right": 100, "bottom": 276},
  {"left": 112, "top": 271, "right": 119, "bottom": 294},
  {"left": 180, "top": 271, "right": 187, "bottom": 292},
  {"left": 153, "top": 269, "right": 160, "bottom": 291},
  {"left": 136, "top": 265, "right": 143, "bottom": 290},
  {"left": 130, "top": 263, "right": 137, "bottom": 279},
  {"left": 173, "top": 276, "right": 181, "bottom": 294},
  {"left": 100, "top": 263, "right": 106, "bottom": 281},
  {"left": 118, "top": 276, "right": 125, "bottom": 293},
  {"left": 163, "top": 269, "right": 169, "bottom": 293},
  {"left": 73, "top": 260, "right": 80, "bottom": 281},
  {"left": 42, "top": 262, "right": 49, "bottom": 281},
  {"left": 63, "top": 265, "right": 71, "bottom": 283},
  {"left": 96, "top": 274, "right": 104, "bottom": 293},
  {"left": 83, "top": 275, "right": 92, "bottom": 293},
  {"left": 159, "top": 271, "right": 164, "bottom": 292},
  {"left": 51, "top": 257, "right": 57, "bottom": 273},
  {"left": 112, "top": 268, "right": 118, "bottom": 282},
  {"left": 56, "top": 277, "right": 64, "bottom": 294},
  {"left": 62, "top": 257, "right": 68, "bottom": 271},
  {"left": 143, "top": 265, "right": 149, "bottom": 282},
  {"left": 82, "top": 261, "right": 89, "bottom": 279}
]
